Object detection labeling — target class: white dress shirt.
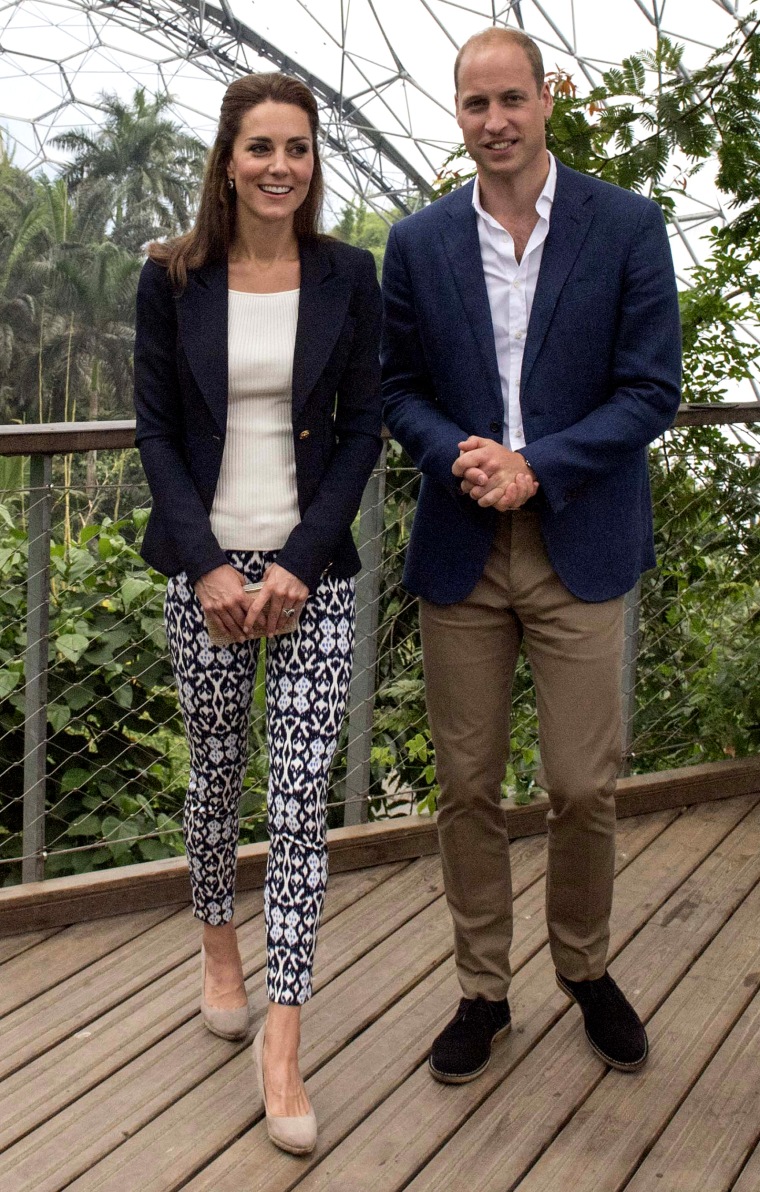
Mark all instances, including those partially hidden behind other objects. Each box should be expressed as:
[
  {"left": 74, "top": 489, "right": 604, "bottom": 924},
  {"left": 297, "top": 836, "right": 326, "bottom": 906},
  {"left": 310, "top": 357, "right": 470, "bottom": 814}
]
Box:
[{"left": 473, "top": 152, "right": 557, "bottom": 450}]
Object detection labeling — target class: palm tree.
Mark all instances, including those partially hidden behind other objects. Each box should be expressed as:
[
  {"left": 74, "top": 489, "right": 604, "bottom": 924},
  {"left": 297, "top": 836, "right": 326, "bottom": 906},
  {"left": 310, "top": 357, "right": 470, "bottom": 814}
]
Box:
[
  {"left": 0, "top": 174, "right": 116, "bottom": 423},
  {"left": 0, "top": 88, "right": 206, "bottom": 434},
  {"left": 0, "top": 151, "right": 51, "bottom": 423},
  {"left": 52, "top": 88, "right": 207, "bottom": 253},
  {"left": 39, "top": 237, "right": 139, "bottom": 476}
]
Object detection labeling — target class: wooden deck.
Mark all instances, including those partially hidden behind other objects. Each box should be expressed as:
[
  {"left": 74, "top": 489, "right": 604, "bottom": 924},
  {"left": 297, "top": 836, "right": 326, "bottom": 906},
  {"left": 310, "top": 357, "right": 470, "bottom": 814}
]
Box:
[{"left": 2, "top": 791, "right": 760, "bottom": 1191}]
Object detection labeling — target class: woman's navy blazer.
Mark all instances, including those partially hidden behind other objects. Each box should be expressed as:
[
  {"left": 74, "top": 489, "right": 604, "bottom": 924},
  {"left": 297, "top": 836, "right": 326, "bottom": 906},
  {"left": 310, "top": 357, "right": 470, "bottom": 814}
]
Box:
[{"left": 134, "top": 237, "right": 383, "bottom": 592}]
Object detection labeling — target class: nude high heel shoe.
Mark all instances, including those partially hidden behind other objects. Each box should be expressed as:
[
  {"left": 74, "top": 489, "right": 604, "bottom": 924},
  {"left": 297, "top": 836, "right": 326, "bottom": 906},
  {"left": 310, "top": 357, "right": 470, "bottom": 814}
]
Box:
[
  {"left": 200, "top": 945, "right": 250, "bottom": 1041},
  {"left": 252, "top": 1023, "right": 317, "bottom": 1155}
]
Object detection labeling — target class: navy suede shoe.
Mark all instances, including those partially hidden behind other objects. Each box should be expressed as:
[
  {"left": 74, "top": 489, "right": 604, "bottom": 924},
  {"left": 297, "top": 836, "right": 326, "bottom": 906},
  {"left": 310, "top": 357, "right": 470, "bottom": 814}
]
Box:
[
  {"left": 429, "top": 995, "right": 511, "bottom": 1084},
  {"left": 556, "top": 970, "right": 648, "bottom": 1070}
]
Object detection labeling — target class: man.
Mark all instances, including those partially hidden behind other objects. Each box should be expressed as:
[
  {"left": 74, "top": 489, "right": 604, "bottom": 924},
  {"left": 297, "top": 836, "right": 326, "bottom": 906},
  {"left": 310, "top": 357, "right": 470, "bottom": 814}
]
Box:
[{"left": 381, "top": 27, "right": 681, "bottom": 1082}]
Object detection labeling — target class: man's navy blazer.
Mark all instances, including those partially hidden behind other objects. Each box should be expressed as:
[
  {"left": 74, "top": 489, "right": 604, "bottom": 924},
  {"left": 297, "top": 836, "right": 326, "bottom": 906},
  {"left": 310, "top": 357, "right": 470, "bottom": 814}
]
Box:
[
  {"left": 134, "top": 237, "right": 383, "bottom": 592},
  {"left": 381, "top": 160, "right": 682, "bottom": 604}
]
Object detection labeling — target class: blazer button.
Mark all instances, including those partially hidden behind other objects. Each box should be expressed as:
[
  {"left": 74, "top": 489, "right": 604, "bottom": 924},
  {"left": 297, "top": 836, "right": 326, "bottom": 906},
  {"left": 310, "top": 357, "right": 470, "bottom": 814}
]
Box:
[
  {"left": 489, "top": 421, "right": 501, "bottom": 434},
  {"left": 299, "top": 429, "right": 310, "bottom": 440}
]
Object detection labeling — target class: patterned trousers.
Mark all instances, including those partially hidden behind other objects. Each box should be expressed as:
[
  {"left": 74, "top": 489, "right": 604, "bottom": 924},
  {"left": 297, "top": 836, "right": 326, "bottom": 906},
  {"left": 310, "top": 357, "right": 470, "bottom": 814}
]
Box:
[{"left": 164, "top": 550, "right": 356, "bottom": 1005}]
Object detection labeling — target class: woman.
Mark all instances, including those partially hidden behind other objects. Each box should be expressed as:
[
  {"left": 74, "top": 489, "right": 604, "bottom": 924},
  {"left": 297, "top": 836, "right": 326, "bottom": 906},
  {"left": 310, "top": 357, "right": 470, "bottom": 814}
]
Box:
[{"left": 133, "top": 72, "right": 382, "bottom": 1155}]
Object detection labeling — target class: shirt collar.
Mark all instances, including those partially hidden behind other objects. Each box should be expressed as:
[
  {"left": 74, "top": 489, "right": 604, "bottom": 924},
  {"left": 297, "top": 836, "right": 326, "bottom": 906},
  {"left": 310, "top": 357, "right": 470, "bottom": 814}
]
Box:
[{"left": 472, "top": 151, "right": 557, "bottom": 229}]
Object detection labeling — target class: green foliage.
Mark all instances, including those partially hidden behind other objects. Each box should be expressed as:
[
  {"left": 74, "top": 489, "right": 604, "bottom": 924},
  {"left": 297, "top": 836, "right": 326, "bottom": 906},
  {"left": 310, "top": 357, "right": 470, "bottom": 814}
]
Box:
[
  {"left": 0, "top": 500, "right": 179, "bottom": 879},
  {"left": 633, "top": 429, "right": 760, "bottom": 769},
  {"left": 330, "top": 202, "right": 399, "bottom": 277}
]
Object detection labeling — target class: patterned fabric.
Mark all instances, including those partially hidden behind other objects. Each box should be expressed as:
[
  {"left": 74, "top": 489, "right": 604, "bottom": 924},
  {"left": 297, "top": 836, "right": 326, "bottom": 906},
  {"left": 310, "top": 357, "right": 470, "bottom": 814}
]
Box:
[{"left": 164, "top": 550, "right": 355, "bottom": 1004}]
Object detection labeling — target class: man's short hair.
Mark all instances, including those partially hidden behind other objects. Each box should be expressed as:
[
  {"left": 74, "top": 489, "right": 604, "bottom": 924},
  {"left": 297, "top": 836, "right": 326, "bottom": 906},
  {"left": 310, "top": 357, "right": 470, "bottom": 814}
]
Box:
[{"left": 454, "top": 27, "right": 545, "bottom": 95}]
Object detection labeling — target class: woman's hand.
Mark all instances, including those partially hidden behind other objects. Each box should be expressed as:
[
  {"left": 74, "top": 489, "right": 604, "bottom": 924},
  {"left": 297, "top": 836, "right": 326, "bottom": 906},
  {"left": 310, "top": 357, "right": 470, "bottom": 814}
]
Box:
[
  {"left": 243, "top": 563, "right": 309, "bottom": 637},
  {"left": 194, "top": 564, "right": 251, "bottom": 644}
]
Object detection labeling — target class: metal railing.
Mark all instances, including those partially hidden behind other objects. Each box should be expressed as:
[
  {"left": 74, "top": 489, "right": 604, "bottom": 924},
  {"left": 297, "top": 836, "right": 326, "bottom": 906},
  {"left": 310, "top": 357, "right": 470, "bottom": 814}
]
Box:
[{"left": 0, "top": 404, "right": 758, "bottom": 884}]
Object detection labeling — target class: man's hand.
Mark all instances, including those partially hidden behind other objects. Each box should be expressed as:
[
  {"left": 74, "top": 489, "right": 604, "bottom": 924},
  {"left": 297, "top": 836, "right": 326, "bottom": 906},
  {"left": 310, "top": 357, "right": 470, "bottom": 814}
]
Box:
[
  {"left": 243, "top": 563, "right": 309, "bottom": 638},
  {"left": 194, "top": 564, "right": 251, "bottom": 644},
  {"left": 453, "top": 436, "right": 539, "bottom": 511}
]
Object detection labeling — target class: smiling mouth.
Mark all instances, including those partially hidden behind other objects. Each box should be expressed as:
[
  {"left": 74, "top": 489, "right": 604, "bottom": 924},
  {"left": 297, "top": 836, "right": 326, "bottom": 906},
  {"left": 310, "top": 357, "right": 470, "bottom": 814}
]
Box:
[
  {"left": 259, "top": 184, "right": 293, "bottom": 194},
  {"left": 484, "top": 138, "right": 519, "bottom": 150}
]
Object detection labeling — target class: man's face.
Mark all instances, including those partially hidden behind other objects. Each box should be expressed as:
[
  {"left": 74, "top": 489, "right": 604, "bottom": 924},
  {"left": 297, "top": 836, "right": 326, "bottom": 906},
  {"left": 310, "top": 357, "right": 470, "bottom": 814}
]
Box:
[{"left": 455, "top": 43, "right": 553, "bottom": 183}]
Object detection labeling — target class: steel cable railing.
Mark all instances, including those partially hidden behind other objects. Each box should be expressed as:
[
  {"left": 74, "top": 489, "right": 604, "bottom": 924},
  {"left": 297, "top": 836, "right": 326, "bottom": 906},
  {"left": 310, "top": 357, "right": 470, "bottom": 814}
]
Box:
[{"left": 0, "top": 407, "right": 758, "bottom": 883}]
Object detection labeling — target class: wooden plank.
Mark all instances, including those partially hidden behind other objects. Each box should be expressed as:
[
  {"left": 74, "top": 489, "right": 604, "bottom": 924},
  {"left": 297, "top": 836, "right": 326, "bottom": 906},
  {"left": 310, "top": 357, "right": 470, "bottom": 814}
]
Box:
[
  {"left": 2, "top": 839, "right": 543, "bottom": 1192},
  {"left": 49, "top": 815, "right": 673, "bottom": 1192},
  {"left": 612, "top": 756, "right": 760, "bottom": 819},
  {"left": 0, "top": 421, "right": 136, "bottom": 456},
  {"left": 3, "top": 756, "right": 759, "bottom": 933},
  {"left": 0, "top": 826, "right": 438, "bottom": 933},
  {"left": 0, "top": 888, "right": 264, "bottom": 1082},
  {"left": 0, "top": 928, "right": 61, "bottom": 964},
  {"left": 0, "top": 860, "right": 413, "bottom": 1161},
  {"left": 508, "top": 879, "right": 760, "bottom": 1190},
  {"left": 672, "top": 402, "right": 760, "bottom": 428},
  {"left": 0, "top": 404, "right": 756, "bottom": 460},
  {"left": 0, "top": 815, "right": 677, "bottom": 1192},
  {"left": 0, "top": 860, "right": 402, "bottom": 1141},
  {"left": 732, "top": 1141, "right": 760, "bottom": 1192},
  {"left": 405, "top": 797, "right": 760, "bottom": 1192},
  {"left": 0, "top": 905, "right": 178, "bottom": 1019},
  {"left": 52, "top": 839, "right": 548, "bottom": 1192},
  {"left": 290, "top": 794, "right": 760, "bottom": 1192},
  {"left": 179, "top": 812, "right": 677, "bottom": 1192},
  {"left": 624, "top": 992, "right": 760, "bottom": 1192}
]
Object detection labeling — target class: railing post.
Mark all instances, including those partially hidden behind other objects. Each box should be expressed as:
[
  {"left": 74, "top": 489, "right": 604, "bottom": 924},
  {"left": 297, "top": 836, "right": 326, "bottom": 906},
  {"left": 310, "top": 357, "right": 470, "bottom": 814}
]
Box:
[
  {"left": 22, "top": 453, "right": 52, "bottom": 883},
  {"left": 344, "top": 441, "right": 388, "bottom": 826},
  {"left": 621, "top": 579, "right": 642, "bottom": 776}
]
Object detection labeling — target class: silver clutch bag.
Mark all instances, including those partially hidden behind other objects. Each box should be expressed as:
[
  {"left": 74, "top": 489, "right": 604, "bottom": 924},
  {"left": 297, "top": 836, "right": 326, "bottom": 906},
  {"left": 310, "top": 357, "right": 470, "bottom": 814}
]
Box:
[{"left": 205, "top": 581, "right": 301, "bottom": 646}]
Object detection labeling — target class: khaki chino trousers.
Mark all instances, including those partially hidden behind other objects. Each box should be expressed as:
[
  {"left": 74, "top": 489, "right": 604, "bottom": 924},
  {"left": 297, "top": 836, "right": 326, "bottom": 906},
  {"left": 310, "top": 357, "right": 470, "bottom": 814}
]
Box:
[{"left": 420, "top": 509, "right": 624, "bottom": 1000}]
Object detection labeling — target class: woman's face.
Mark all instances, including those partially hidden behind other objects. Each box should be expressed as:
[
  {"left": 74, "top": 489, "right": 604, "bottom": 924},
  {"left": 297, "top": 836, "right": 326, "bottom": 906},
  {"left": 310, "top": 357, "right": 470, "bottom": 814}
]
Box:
[{"left": 226, "top": 100, "right": 315, "bottom": 228}]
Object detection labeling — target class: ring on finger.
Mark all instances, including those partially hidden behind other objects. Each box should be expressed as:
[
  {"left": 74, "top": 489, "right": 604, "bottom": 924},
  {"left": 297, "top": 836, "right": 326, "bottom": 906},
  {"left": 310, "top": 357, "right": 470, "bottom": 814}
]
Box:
[{"left": 283, "top": 607, "right": 296, "bottom": 618}]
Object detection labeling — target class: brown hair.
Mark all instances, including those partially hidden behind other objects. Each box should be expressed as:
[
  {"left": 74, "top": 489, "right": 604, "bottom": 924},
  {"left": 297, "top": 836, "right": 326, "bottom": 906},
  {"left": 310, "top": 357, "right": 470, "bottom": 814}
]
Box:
[
  {"left": 454, "top": 28, "right": 545, "bottom": 95},
  {"left": 148, "top": 72, "right": 323, "bottom": 288}
]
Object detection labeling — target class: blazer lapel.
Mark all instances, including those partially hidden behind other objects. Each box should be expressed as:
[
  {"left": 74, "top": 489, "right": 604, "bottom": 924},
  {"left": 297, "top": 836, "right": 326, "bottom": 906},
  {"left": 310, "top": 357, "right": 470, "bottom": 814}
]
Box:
[
  {"left": 292, "top": 239, "right": 352, "bottom": 420},
  {"left": 175, "top": 259, "right": 228, "bottom": 435},
  {"left": 175, "top": 241, "right": 352, "bottom": 434},
  {"left": 521, "top": 164, "right": 595, "bottom": 391},
  {"left": 439, "top": 184, "right": 502, "bottom": 412}
]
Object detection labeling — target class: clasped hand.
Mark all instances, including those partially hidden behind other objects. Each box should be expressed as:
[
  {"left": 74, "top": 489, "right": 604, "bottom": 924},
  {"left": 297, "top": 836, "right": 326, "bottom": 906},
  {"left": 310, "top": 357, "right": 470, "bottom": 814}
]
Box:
[
  {"left": 452, "top": 436, "right": 539, "bottom": 511},
  {"left": 194, "top": 562, "right": 309, "bottom": 644}
]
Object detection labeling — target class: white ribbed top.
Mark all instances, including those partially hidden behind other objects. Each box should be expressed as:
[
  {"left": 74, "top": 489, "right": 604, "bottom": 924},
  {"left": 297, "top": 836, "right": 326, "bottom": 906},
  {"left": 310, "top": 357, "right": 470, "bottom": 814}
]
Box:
[{"left": 210, "top": 288, "right": 301, "bottom": 550}]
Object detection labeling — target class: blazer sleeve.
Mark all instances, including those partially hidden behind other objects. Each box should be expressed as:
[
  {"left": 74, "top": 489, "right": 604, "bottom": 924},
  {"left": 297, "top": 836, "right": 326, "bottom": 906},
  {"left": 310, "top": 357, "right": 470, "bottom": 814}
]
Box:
[
  {"left": 133, "top": 260, "right": 227, "bottom": 584},
  {"left": 519, "top": 201, "right": 682, "bottom": 514},
  {"left": 275, "top": 249, "right": 383, "bottom": 593},
  {"left": 380, "top": 225, "right": 468, "bottom": 496}
]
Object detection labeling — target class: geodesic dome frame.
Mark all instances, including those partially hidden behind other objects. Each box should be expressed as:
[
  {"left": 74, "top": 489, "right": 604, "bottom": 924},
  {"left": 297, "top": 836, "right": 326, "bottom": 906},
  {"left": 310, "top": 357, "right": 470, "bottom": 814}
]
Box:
[{"left": 0, "top": 0, "right": 754, "bottom": 293}]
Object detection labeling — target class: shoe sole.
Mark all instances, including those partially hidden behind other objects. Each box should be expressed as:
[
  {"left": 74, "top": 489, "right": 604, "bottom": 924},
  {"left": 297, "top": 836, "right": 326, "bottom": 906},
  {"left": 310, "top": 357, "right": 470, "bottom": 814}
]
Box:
[
  {"left": 428, "top": 1022, "right": 512, "bottom": 1084},
  {"left": 555, "top": 975, "right": 649, "bottom": 1071},
  {"left": 266, "top": 1137, "right": 316, "bottom": 1157},
  {"left": 202, "top": 1019, "right": 250, "bottom": 1042}
]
